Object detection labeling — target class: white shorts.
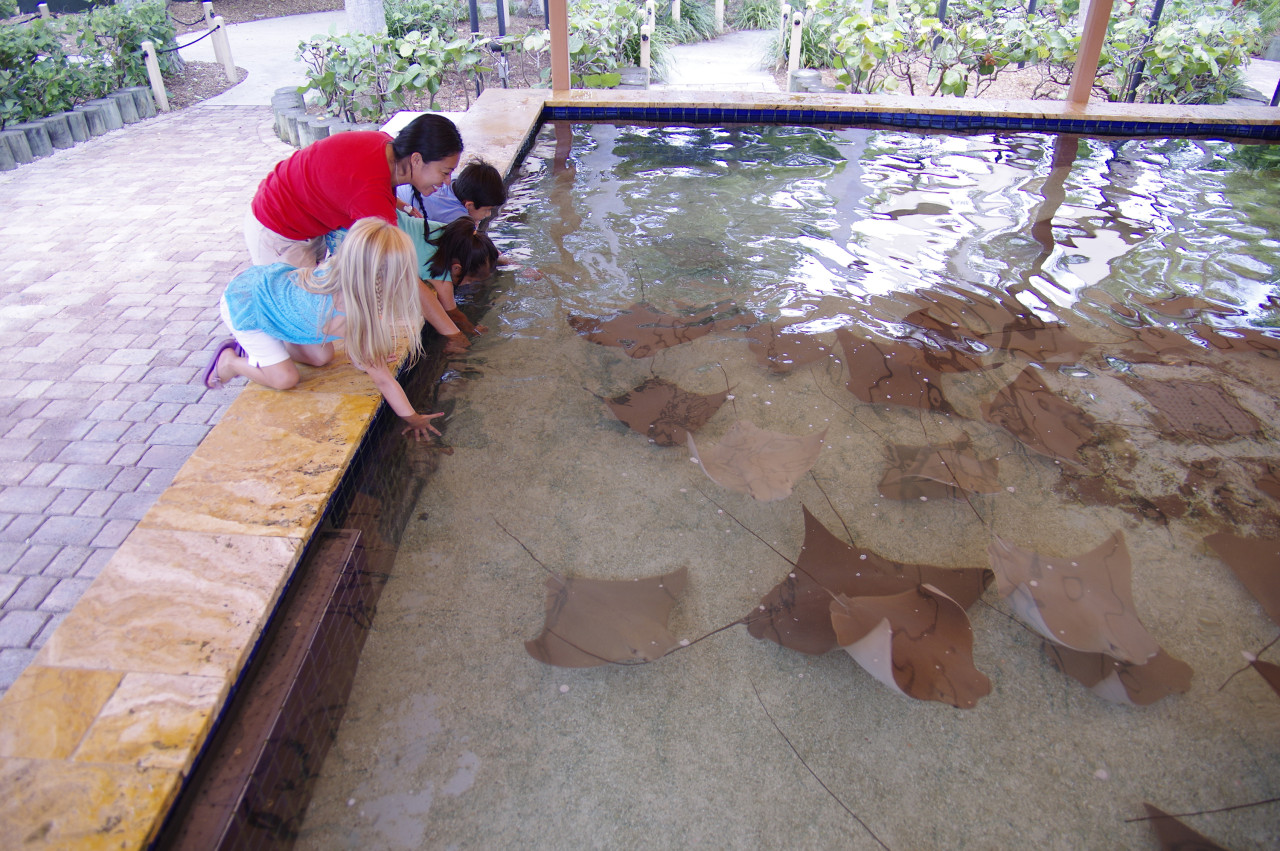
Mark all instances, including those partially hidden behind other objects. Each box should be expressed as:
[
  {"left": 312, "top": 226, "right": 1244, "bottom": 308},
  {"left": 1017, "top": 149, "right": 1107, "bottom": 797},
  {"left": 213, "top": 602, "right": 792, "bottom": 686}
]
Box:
[
  {"left": 220, "top": 294, "right": 292, "bottom": 368},
  {"left": 244, "top": 209, "right": 326, "bottom": 268}
]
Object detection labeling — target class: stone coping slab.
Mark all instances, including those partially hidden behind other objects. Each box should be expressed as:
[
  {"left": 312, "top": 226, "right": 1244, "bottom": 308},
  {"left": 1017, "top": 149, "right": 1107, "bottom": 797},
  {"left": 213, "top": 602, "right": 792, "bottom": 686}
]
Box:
[{"left": 0, "top": 86, "right": 1274, "bottom": 850}]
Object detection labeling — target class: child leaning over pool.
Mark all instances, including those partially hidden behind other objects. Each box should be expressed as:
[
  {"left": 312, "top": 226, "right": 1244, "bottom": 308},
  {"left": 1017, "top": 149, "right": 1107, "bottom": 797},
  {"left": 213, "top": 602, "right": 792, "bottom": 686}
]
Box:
[
  {"left": 398, "top": 213, "right": 500, "bottom": 339},
  {"left": 202, "top": 217, "right": 444, "bottom": 441}
]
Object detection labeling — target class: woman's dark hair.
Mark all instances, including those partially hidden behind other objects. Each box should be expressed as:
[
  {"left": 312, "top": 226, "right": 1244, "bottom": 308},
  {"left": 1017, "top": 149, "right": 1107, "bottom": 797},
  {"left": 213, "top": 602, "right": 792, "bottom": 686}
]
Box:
[
  {"left": 452, "top": 160, "right": 507, "bottom": 209},
  {"left": 428, "top": 218, "right": 499, "bottom": 283},
  {"left": 391, "top": 113, "right": 463, "bottom": 165}
]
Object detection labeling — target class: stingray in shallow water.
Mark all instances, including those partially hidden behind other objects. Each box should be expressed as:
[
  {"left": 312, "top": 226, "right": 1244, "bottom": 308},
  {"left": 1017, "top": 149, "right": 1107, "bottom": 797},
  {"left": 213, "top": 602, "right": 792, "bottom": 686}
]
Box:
[
  {"left": 830, "top": 584, "right": 991, "bottom": 709},
  {"left": 1043, "top": 644, "right": 1192, "bottom": 706},
  {"left": 836, "top": 328, "right": 991, "bottom": 415},
  {"left": 567, "top": 302, "right": 725, "bottom": 358},
  {"left": 748, "top": 506, "right": 992, "bottom": 655},
  {"left": 1129, "top": 378, "right": 1263, "bottom": 442},
  {"left": 981, "top": 366, "right": 1099, "bottom": 465},
  {"left": 525, "top": 567, "right": 689, "bottom": 667},
  {"left": 599, "top": 378, "right": 729, "bottom": 446},
  {"left": 1141, "top": 804, "right": 1230, "bottom": 851},
  {"left": 1204, "top": 532, "right": 1280, "bottom": 627},
  {"left": 688, "top": 421, "right": 826, "bottom": 502},
  {"left": 1248, "top": 656, "right": 1280, "bottom": 699},
  {"left": 745, "top": 321, "right": 834, "bottom": 373},
  {"left": 1189, "top": 322, "right": 1280, "bottom": 355},
  {"left": 988, "top": 533, "right": 1161, "bottom": 664},
  {"left": 878, "top": 438, "right": 1002, "bottom": 501}
]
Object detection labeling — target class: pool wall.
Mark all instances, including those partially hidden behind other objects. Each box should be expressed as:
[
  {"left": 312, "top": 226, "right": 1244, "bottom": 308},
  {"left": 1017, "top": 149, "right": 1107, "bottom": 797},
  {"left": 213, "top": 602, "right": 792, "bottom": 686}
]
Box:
[{"left": 0, "top": 87, "right": 1275, "bottom": 850}]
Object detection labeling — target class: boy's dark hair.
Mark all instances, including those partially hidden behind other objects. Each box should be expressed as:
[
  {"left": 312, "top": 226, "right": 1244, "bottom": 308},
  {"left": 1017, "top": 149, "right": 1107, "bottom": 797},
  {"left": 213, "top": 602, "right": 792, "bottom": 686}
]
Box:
[
  {"left": 428, "top": 218, "right": 499, "bottom": 282},
  {"left": 451, "top": 160, "right": 507, "bottom": 209}
]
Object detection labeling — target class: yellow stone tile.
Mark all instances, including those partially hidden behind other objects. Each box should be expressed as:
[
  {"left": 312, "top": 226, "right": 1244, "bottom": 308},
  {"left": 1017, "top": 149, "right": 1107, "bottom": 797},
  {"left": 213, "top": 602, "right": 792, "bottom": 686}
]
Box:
[
  {"left": 0, "top": 667, "right": 121, "bottom": 760},
  {"left": 74, "top": 673, "right": 225, "bottom": 772},
  {"left": 139, "top": 386, "right": 378, "bottom": 537},
  {"left": 35, "top": 527, "right": 301, "bottom": 680},
  {"left": 0, "top": 757, "right": 181, "bottom": 850}
]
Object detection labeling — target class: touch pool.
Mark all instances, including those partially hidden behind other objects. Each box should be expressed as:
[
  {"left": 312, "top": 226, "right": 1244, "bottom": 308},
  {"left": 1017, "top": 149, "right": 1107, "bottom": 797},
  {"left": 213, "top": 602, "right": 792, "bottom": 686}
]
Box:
[{"left": 295, "top": 122, "right": 1280, "bottom": 849}]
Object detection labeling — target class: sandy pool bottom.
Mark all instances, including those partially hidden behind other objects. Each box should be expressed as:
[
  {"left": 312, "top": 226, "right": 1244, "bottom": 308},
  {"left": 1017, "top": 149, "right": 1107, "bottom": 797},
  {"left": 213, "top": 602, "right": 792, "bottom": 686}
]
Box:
[{"left": 296, "top": 284, "right": 1280, "bottom": 850}]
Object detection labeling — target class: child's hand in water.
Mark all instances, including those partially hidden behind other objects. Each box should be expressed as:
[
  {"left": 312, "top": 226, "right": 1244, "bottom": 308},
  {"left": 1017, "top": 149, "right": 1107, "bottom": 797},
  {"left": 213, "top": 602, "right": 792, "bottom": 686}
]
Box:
[{"left": 401, "top": 411, "right": 444, "bottom": 441}]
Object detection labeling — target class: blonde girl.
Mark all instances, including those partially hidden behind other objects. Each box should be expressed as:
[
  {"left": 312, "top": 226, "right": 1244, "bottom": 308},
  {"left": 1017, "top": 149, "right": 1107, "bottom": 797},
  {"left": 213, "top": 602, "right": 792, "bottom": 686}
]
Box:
[{"left": 203, "top": 217, "right": 444, "bottom": 441}]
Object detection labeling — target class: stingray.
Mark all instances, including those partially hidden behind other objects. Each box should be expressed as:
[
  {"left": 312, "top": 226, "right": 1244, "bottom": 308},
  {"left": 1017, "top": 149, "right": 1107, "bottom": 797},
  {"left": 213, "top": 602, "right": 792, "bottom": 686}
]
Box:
[
  {"left": 649, "top": 235, "right": 733, "bottom": 271},
  {"left": 897, "top": 288, "right": 1036, "bottom": 339},
  {"left": 1129, "top": 378, "right": 1262, "bottom": 442},
  {"left": 748, "top": 505, "right": 993, "bottom": 655},
  {"left": 1115, "top": 324, "right": 1201, "bottom": 365},
  {"left": 981, "top": 366, "right": 1098, "bottom": 465},
  {"left": 830, "top": 585, "right": 991, "bottom": 708},
  {"left": 1189, "top": 322, "right": 1280, "bottom": 355},
  {"left": 988, "top": 533, "right": 1161, "bottom": 664},
  {"left": 1043, "top": 644, "right": 1192, "bottom": 705},
  {"left": 836, "top": 328, "right": 990, "bottom": 415},
  {"left": 879, "top": 438, "right": 1001, "bottom": 501},
  {"left": 745, "top": 322, "right": 834, "bottom": 373},
  {"left": 1136, "top": 295, "right": 1244, "bottom": 319},
  {"left": 1141, "top": 804, "right": 1230, "bottom": 851},
  {"left": 1249, "top": 656, "right": 1280, "bottom": 699},
  {"left": 599, "top": 377, "right": 729, "bottom": 446},
  {"left": 1256, "top": 468, "right": 1280, "bottom": 503},
  {"left": 1204, "top": 532, "right": 1280, "bottom": 626},
  {"left": 567, "top": 302, "right": 721, "bottom": 358},
  {"left": 525, "top": 566, "right": 689, "bottom": 667},
  {"left": 975, "top": 323, "right": 1092, "bottom": 363},
  {"left": 688, "top": 421, "right": 826, "bottom": 502}
]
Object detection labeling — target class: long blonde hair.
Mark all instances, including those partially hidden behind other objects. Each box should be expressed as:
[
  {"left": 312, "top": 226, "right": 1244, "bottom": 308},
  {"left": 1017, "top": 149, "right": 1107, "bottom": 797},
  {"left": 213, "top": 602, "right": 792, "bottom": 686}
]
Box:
[{"left": 298, "top": 217, "right": 424, "bottom": 370}]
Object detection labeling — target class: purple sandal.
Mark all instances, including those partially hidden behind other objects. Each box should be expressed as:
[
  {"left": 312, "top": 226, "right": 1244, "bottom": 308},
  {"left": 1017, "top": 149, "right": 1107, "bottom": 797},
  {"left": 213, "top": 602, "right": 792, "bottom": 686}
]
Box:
[{"left": 201, "top": 338, "right": 240, "bottom": 390}]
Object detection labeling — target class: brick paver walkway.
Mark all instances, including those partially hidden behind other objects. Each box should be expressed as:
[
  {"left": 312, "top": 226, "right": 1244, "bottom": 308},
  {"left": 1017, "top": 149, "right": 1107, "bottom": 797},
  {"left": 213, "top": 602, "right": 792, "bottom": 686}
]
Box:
[{"left": 0, "top": 105, "right": 291, "bottom": 693}]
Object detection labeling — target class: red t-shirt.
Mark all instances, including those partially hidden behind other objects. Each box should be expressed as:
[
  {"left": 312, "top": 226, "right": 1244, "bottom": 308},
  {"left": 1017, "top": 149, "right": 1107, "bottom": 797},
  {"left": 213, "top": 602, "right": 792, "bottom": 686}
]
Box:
[{"left": 251, "top": 131, "right": 397, "bottom": 240}]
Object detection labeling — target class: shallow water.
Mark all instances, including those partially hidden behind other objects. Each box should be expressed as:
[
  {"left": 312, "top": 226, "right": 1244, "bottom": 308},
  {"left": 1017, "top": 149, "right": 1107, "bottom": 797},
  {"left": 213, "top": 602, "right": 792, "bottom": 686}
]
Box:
[{"left": 298, "top": 124, "right": 1280, "bottom": 849}]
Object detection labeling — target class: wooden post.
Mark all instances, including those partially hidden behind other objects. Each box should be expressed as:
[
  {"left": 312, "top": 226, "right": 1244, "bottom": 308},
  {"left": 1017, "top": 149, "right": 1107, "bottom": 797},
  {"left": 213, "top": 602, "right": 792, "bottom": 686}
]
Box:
[
  {"left": 1066, "top": 0, "right": 1113, "bottom": 107},
  {"left": 645, "top": 0, "right": 655, "bottom": 28},
  {"left": 788, "top": 10, "right": 803, "bottom": 74},
  {"left": 211, "top": 17, "right": 239, "bottom": 83},
  {"left": 714, "top": 0, "right": 724, "bottom": 33},
  {"left": 673, "top": 0, "right": 681, "bottom": 25},
  {"left": 202, "top": 0, "right": 213, "bottom": 26},
  {"left": 780, "top": 4, "right": 791, "bottom": 45},
  {"left": 640, "top": 24, "right": 652, "bottom": 71},
  {"left": 141, "top": 41, "right": 170, "bottom": 113},
  {"left": 37, "top": 3, "right": 49, "bottom": 17},
  {"left": 549, "top": 0, "right": 570, "bottom": 91}
]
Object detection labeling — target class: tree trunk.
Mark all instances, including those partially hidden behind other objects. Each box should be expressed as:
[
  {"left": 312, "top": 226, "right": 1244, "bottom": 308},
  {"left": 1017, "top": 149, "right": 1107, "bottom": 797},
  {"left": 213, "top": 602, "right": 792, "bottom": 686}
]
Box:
[{"left": 346, "top": 0, "right": 387, "bottom": 35}]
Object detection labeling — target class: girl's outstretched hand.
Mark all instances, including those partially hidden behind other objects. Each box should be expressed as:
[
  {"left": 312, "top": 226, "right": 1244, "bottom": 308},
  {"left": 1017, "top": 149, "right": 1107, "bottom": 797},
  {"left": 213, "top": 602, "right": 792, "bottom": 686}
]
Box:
[{"left": 401, "top": 411, "right": 445, "bottom": 441}]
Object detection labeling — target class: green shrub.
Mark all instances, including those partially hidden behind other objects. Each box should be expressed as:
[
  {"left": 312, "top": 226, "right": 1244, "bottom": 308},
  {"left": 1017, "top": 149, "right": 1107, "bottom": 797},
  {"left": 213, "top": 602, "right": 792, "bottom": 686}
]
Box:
[
  {"left": 77, "top": 0, "right": 177, "bottom": 92},
  {"left": 384, "top": 0, "right": 465, "bottom": 39},
  {"left": 658, "top": 0, "right": 717, "bottom": 43},
  {"left": 731, "top": 0, "right": 779, "bottom": 31}
]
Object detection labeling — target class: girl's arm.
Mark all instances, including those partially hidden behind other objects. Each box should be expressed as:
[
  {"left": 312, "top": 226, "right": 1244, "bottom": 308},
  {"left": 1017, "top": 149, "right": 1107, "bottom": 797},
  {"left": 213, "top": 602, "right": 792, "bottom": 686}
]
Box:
[
  {"left": 364, "top": 361, "right": 444, "bottom": 441},
  {"left": 430, "top": 277, "right": 457, "bottom": 312},
  {"left": 417, "top": 281, "right": 469, "bottom": 353}
]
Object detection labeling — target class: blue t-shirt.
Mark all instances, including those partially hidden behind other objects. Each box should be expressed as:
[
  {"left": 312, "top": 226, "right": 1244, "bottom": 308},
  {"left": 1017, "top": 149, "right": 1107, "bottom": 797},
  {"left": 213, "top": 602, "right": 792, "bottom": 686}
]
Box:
[
  {"left": 224, "top": 263, "right": 340, "bottom": 345},
  {"left": 396, "top": 182, "right": 468, "bottom": 223}
]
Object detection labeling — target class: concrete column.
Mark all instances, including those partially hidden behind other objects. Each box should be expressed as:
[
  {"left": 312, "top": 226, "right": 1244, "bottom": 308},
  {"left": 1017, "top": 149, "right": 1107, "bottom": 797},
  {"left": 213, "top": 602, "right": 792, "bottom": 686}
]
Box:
[
  {"left": 211, "top": 17, "right": 240, "bottom": 83},
  {"left": 549, "top": 0, "right": 570, "bottom": 91},
  {"left": 1066, "top": 0, "right": 1113, "bottom": 107}
]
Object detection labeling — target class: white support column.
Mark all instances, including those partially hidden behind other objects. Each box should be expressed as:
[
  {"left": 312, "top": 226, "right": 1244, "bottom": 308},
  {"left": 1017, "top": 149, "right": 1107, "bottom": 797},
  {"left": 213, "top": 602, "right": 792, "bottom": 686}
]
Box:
[
  {"left": 211, "top": 16, "right": 239, "bottom": 83},
  {"left": 141, "top": 41, "right": 170, "bottom": 112},
  {"left": 788, "top": 10, "right": 803, "bottom": 74},
  {"left": 714, "top": 0, "right": 724, "bottom": 33},
  {"left": 672, "top": 0, "right": 681, "bottom": 25},
  {"left": 202, "top": 0, "right": 214, "bottom": 26},
  {"left": 640, "top": 24, "right": 652, "bottom": 71}
]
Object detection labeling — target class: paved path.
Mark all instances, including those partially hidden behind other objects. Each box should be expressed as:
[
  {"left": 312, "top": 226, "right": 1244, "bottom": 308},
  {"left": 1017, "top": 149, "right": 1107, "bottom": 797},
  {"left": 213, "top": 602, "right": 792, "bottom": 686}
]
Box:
[
  {"left": 0, "top": 107, "right": 292, "bottom": 691},
  {"left": 657, "top": 28, "right": 780, "bottom": 91}
]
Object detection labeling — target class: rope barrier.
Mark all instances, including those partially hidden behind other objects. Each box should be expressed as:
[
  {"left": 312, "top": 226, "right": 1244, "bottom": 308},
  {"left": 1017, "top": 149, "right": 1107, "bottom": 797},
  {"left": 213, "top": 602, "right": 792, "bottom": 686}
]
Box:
[
  {"left": 169, "top": 13, "right": 207, "bottom": 26},
  {"left": 156, "top": 24, "right": 218, "bottom": 53},
  {"left": 3, "top": 13, "right": 39, "bottom": 24}
]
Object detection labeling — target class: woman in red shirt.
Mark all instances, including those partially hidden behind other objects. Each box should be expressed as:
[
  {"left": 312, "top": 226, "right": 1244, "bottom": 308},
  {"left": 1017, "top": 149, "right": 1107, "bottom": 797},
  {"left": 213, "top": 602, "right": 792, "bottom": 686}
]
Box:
[{"left": 246, "top": 113, "right": 463, "bottom": 268}]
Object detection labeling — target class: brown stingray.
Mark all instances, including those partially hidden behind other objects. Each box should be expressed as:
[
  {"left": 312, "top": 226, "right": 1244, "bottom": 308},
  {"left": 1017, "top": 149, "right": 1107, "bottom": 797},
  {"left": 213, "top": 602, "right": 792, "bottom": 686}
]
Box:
[
  {"left": 748, "top": 506, "right": 993, "bottom": 655},
  {"left": 975, "top": 324, "right": 1091, "bottom": 362},
  {"left": 1130, "top": 379, "right": 1262, "bottom": 442},
  {"left": 1141, "top": 804, "right": 1231, "bottom": 851},
  {"left": 1055, "top": 466, "right": 1186, "bottom": 525},
  {"left": 879, "top": 439, "right": 1001, "bottom": 501},
  {"left": 981, "top": 366, "right": 1098, "bottom": 465},
  {"left": 745, "top": 322, "right": 834, "bottom": 373},
  {"left": 830, "top": 585, "right": 991, "bottom": 708},
  {"left": 988, "top": 533, "right": 1160, "bottom": 664},
  {"left": 602, "top": 378, "right": 729, "bottom": 446},
  {"left": 1044, "top": 644, "right": 1192, "bottom": 705},
  {"left": 1204, "top": 532, "right": 1280, "bottom": 626},
  {"left": 1190, "top": 322, "right": 1280, "bottom": 355},
  {"left": 1256, "top": 468, "right": 1280, "bottom": 503},
  {"left": 1250, "top": 657, "right": 1280, "bottom": 699},
  {"left": 525, "top": 567, "right": 689, "bottom": 667},
  {"left": 898, "top": 288, "right": 1035, "bottom": 339},
  {"left": 836, "top": 328, "right": 990, "bottom": 415},
  {"left": 567, "top": 302, "right": 719, "bottom": 358},
  {"left": 688, "top": 421, "right": 826, "bottom": 502},
  {"left": 1136, "top": 295, "right": 1244, "bottom": 319},
  {"left": 651, "top": 235, "right": 733, "bottom": 270},
  {"left": 1115, "top": 324, "right": 1200, "bottom": 365}
]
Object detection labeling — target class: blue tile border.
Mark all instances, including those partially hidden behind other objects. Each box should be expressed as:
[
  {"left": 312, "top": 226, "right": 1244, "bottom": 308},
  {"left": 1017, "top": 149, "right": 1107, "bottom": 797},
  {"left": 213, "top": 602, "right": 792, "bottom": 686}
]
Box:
[{"left": 542, "top": 104, "right": 1280, "bottom": 140}]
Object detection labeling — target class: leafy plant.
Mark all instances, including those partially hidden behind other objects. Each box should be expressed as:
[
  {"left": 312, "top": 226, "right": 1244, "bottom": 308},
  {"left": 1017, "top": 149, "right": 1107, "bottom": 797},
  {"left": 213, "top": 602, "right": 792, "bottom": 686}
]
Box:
[
  {"left": 77, "top": 0, "right": 177, "bottom": 92},
  {"left": 731, "top": 0, "right": 779, "bottom": 31},
  {"left": 657, "top": 0, "right": 717, "bottom": 43},
  {"left": 384, "top": 0, "right": 465, "bottom": 39}
]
